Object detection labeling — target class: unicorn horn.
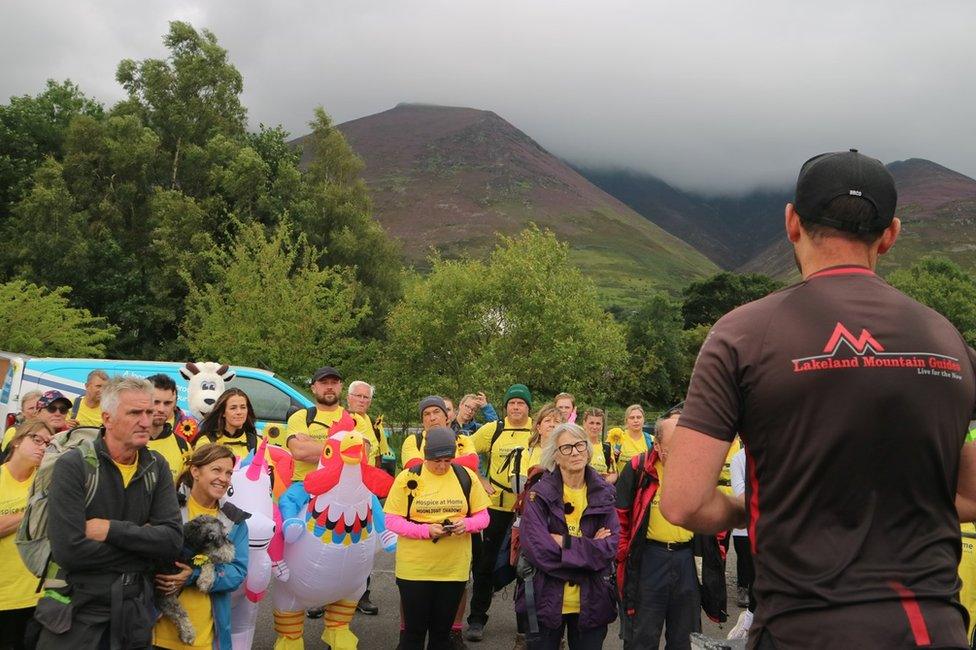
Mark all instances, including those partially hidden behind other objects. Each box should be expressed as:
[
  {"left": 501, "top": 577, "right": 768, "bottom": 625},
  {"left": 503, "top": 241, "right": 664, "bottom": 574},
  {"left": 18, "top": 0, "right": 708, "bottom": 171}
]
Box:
[{"left": 246, "top": 431, "right": 271, "bottom": 480}]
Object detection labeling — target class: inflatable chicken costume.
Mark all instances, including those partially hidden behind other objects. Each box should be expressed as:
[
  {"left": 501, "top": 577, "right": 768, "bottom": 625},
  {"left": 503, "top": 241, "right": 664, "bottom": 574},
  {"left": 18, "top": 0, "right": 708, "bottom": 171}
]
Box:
[{"left": 273, "top": 413, "right": 396, "bottom": 649}]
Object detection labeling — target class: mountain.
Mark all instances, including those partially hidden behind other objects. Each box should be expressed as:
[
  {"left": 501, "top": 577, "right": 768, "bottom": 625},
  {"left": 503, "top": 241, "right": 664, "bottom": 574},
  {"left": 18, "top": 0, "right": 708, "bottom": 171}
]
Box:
[
  {"left": 579, "top": 167, "right": 788, "bottom": 268},
  {"left": 737, "top": 159, "right": 976, "bottom": 278},
  {"left": 291, "top": 104, "right": 719, "bottom": 305}
]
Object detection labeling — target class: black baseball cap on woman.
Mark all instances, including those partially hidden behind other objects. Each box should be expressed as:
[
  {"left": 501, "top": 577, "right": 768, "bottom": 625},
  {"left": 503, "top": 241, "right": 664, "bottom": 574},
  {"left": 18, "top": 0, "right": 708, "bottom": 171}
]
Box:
[{"left": 794, "top": 149, "right": 897, "bottom": 234}]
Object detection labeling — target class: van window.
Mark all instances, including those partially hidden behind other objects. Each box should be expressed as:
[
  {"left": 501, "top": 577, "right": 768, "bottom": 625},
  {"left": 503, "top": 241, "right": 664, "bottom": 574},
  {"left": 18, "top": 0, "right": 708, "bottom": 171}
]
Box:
[{"left": 232, "top": 376, "right": 302, "bottom": 423}]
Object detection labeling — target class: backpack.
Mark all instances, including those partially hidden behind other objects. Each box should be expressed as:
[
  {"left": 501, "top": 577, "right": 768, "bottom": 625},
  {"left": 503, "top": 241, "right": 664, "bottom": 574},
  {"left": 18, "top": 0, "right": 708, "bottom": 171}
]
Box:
[
  {"left": 405, "top": 463, "right": 473, "bottom": 521},
  {"left": 16, "top": 426, "right": 158, "bottom": 581},
  {"left": 16, "top": 426, "right": 101, "bottom": 579},
  {"left": 70, "top": 396, "right": 83, "bottom": 419},
  {"left": 602, "top": 442, "right": 613, "bottom": 469}
]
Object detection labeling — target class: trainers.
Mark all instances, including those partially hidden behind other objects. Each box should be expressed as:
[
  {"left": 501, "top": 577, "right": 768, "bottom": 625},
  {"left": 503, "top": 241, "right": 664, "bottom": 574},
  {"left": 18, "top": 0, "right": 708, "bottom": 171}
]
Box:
[
  {"left": 512, "top": 632, "right": 526, "bottom": 650},
  {"left": 727, "top": 609, "right": 754, "bottom": 640},
  {"left": 464, "top": 623, "right": 485, "bottom": 642},
  {"left": 356, "top": 591, "right": 379, "bottom": 615},
  {"left": 450, "top": 629, "right": 468, "bottom": 649},
  {"left": 736, "top": 585, "right": 749, "bottom": 607},
  {"left": 306, "top": 606, "right": 325, "bottom": 619}
]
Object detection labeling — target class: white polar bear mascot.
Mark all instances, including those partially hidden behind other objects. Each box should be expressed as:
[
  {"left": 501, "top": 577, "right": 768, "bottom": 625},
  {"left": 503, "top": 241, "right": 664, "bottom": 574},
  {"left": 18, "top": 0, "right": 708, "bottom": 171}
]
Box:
[{"left": 180, "top": 361, "right": 236, "bottom": 421}]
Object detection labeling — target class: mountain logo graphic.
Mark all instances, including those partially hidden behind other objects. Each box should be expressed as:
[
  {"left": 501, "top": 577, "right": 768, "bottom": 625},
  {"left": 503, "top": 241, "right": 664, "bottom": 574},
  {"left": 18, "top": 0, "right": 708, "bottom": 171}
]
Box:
[{"left": 822, "top": 323, "right": 885, "bottom": 355}]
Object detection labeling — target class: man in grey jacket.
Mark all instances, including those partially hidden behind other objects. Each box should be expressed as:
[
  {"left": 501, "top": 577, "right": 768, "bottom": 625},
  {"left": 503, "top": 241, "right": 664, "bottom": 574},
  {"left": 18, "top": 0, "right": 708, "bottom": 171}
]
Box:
[{"left": 37, "top": 376, "right": 182, "bottom": 649}]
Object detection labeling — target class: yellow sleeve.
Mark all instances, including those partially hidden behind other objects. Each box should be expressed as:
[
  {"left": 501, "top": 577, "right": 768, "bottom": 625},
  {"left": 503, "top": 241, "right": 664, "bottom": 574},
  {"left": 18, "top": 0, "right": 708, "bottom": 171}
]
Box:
[
  {"left": 2, "top": 426, "right": 16, "bottom": 450},
  {"left": 376, "top": 417, "right": 391, "bottom": 455},
  {"left": 384, "top": 471, "right": 410, "bottom": 516},
  {"left": 286, "top": 409, "right": 308, "bottom": 441},
  {"left": 401, "top": 433, "right": 422, "bottom": 466},
  {"left": 456, "top": 434, "right": 475, "bottom": 457},
  {"left": 471, "top": 421, "right": 494, "bottom": 453},
  {"left": 465, "top": 467, "right": 492, "bottom": 513}
]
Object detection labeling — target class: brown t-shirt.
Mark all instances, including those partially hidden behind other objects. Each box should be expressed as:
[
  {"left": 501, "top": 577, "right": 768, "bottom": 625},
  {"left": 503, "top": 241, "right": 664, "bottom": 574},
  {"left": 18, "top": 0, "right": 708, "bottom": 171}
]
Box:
[{"left": 680, "top": 265, "right": 976, "bottom": 648}]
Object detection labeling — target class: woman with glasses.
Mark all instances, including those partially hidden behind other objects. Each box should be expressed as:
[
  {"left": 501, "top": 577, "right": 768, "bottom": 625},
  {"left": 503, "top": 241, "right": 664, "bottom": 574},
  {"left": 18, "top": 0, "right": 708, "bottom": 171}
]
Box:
[
  {"left": 0, "top": 421, "right": 54, "bottom": 650},
  {"left": 0, "top": 390, "right": 43, "bottom": 455},
  {"left": 516, "top": 423, "right": 619, "bottom": 649},
  {"left": 384, "top": 426, "right": 492, "bottom": 649}
]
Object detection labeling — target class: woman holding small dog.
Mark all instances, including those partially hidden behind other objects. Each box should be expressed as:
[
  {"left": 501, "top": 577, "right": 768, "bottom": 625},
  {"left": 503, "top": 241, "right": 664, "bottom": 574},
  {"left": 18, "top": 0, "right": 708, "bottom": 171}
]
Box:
[{"left": 153, "top": 444, "right": 249, "bottom": 650}]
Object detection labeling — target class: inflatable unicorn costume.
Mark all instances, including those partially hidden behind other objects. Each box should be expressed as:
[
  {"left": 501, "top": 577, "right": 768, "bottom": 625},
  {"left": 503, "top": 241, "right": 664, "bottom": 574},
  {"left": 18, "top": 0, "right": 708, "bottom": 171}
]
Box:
[{"left": 273, "top": 413, "right": 396, "bottom": 650}]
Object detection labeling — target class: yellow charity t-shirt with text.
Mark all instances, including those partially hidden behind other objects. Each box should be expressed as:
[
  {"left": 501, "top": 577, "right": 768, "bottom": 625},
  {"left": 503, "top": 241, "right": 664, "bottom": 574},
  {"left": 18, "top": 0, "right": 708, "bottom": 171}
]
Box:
[
  {"left": 646, "top": 461, "right": 693, "bottom": 544},
  {"left": 114, "top": 458, "right": 138, "bottom": 489},
  {"left": 286, "top": 406, "right": 346, "bottom": 480},
  {"left": 73, "top": 398, "right": 103, "bottom": 427},
  {"left": 148, "top": 426, "right": 188, "bottom": 484},
  {"left": 960, "top": 523, "right": 976, "bottom": 641},
  {"left": 615, "top": 432, "right": 649, "bottom": 473},
  {"left": 561, "top": 483, "right": 588, "bottom": 614},
  {"left": 719, "top": 437, "right": 742, "bottom": 494},
  {"left": 400, "top": 430, "right": 477, "bottom": 468},
  {"left": 153, "top": 496, "right": 218, "bottom": 650},
  {"left": 384, "top": 465, "right": 491, "bottom": 582},
  {"left": 471, "top": 418, "right": 533, "bottom": 511},
  {"left": 352, "top": 412, "right": 381, "bottom": 465},
  {"left": 0, "top": 465, "right": 41, "bottom": 610}
]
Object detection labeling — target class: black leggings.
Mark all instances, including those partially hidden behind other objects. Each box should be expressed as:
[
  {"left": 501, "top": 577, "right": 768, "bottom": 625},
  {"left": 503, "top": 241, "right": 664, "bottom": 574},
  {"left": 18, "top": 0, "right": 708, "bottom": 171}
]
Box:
[
  {"left": 733, "top": 535, "right": 756, "bottom": 612},
  {"left": 397, "top": 578, "right": 467, "bottom": 650}
]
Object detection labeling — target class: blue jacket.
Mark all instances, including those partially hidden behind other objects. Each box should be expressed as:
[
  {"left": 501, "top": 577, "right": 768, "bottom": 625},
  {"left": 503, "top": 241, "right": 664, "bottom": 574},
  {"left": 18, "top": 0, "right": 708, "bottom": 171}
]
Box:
[
  {"left": 181, "top": 500, "right": 250, "bottom": 650},
  {"left": 453, "top": 403, "right": 499, "bottom": 435}
]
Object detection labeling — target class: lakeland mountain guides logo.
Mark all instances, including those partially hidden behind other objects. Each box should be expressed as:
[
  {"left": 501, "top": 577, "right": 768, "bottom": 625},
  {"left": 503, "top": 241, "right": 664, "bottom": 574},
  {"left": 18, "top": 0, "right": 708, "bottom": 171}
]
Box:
[{"left": 792, "top": 322, "right": 963, "bottom": 379}]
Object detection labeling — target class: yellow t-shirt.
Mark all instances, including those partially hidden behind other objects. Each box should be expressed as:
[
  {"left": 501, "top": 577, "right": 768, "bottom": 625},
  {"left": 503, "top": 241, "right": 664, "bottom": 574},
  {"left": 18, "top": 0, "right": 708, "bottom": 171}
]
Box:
[
  {"left": 73, "top": 398, "right": 103, "bottom": 427},
  {"left": 512, "top": 445, "right": 542, "bottom": 479},
  {"left": 646, "top": 461, "right": 693, "bottom": 544},
  {"left": 589, "top": 442, "right": 608, "bottom": 474},
  {"left": 199, "top": 432, "right": 252, "bottom": 459},
  {"left": 352, "top": 413, "right": 382, "bottom": 465},
  {"left": 114, "top": 459, "right": 138, "bottom": 489},
  {"left": 148, "top": 427, "right": 188, "bottom": 484},
  {"left": 960, "top": 523, "right": 976, "bottom": 641},
  {"left": 384, "top": 465, "right": 491, "bottom": 582},
  {"left": 400, "top": 431, "right": 477, "bottom": 468},
  {"left": 153, "top": 496, "right": 218, "bottom": 649},
  {"left": 2, "top": 426, "right": 17, "bottom": 452},
  {"left": 0, "top": 465, "right": 41, "bottom": 610},
  {"left": 286, "top": 406, "right": 346, "bottom": 480},
  {"left": 561, "top": 483, "right": 587, "bottom": 614},
  {"left": 471, "top": 418, "right": 533, "bottom": 511},
  {"left": 615, "top": 432, "right": 649, "bottom": 473},
  {"left": 719, "top": 438, "right": 742, "bottom": 494}
]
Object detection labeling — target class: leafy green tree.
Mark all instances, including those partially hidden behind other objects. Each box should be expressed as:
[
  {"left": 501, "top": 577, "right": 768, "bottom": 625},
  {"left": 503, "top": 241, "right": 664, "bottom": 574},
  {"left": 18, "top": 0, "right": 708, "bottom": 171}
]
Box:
[
  {"left": 0, "top": 80, "right": 102, "bottom": 226},
  {"left": 0, "top": 280, "right": 116, "bottom": 356},
  {"left": 616, "top": 292, "right": 693, "bottom": 406},
  {"left": 376, "top": 227, "right": 627, "bottom": 422},
  {"left": 681, "top": 272, "right": 783, "bottom": 328},
  {"left": 181, "top": 222, "right": 368, "bottom": 385},
  {"left": 889, "top": 257, "right": 976, "bottom": 346}
]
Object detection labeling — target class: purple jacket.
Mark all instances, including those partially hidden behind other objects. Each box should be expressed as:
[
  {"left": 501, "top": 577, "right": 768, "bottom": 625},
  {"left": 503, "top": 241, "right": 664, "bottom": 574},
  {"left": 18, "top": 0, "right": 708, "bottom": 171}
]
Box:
[{"left": 515, "top": 466, "right": 619, "bottom": 630}]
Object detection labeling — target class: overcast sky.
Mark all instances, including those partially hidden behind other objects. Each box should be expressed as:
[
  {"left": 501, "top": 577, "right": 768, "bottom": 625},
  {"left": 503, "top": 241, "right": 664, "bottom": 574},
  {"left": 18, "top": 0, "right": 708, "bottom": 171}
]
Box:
[{"left": 2, "top": 0, "right": 973, "bottom": 193}]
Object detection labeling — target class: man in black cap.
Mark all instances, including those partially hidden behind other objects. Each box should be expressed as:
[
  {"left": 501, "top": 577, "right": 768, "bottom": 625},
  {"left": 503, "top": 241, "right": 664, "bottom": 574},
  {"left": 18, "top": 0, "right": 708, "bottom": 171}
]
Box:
[
  {"left": 661, "top": 150, "right": 976, "bottom": 648},
  {"left": 286, "top": 366, "right": 349, "bottom": 481}
]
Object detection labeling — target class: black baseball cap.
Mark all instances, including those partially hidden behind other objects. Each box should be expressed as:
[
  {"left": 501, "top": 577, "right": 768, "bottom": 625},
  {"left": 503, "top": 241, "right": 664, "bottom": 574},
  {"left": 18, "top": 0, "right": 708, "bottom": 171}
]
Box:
[
  {"left": 311, "top": 366, "right": 342, "bottom": 383},
  {"left": 794, "top": 149, "right": 897, "bottom": 234}
]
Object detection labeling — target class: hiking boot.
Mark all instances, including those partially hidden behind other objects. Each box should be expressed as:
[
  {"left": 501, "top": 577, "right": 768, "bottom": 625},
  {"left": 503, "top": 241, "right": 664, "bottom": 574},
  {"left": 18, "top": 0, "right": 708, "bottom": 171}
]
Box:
[
  {"left": 736, "top": 586, "right": 749, "bottom": 607},
  {"left": 450, "top": 629, "right": 468, "bottom": 649},
  {"left": 727, "top": 609, "right": 754, "bottom": 640},
  {"left": 512, "top": 632, "right": 526, "bottom": 650},
  {"left": 306, "top": 606, "right": 325, "bottom": 619},
  {"left": 464, "top": 622, "right": 485, "bottom": 642},
  {"left": 356, "top": 590, "right": 379, "bottom": 615}
]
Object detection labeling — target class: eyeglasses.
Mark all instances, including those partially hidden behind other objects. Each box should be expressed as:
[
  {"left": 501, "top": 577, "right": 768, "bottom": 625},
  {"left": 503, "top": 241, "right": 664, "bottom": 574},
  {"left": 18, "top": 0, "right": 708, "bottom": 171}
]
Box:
[
  {"left": 557, "top": 441, "right": 588, "bottom": 456},
  {"left": 45, "top": 405, "right": 70, "bottom": 414},
  {"left": 28, "top": 434, "right": 51, "bottom": 448}
]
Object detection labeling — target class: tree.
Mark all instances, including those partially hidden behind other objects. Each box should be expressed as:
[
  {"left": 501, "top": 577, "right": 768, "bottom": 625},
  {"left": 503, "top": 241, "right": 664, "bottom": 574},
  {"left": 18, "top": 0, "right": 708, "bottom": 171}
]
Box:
[
  {"left": 376, "top": 227, "right": 627, "bottom": 422},
  {"left": 616, "top": 292, "right": 694, "bottom": 406},
  {"left": 889, "top": 257, "right": 976, "bottom": 346},
  {"left": 0, "top": 280, "right": 116, "bottom": 356},
  {"left": 181, "top": 221, "right": 368, "bottom": 385},
  {"left": 681, "top": 272, "right": 783, "bottom": 328},
  {"left": 0, "top": 79, "right": 102, "bottom": 227}
]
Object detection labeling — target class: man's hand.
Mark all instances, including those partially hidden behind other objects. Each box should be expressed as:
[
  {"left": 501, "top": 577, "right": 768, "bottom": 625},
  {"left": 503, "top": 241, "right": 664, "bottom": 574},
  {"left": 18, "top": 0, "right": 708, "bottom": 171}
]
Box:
[
  {"left": 593, "top": 527, "right": 611, "bottom": 540},
  {"left": 85, "top": 518, "right": 111, "bottom": 542},
  {"left": 475, "top": 392, "right": 488, "bottom": 408},
  {"left": 65, "top": 418, "right": 80, "bottom": 429},
  {"left": 478, "top": 475, "right": 495, "bottom": 495}
]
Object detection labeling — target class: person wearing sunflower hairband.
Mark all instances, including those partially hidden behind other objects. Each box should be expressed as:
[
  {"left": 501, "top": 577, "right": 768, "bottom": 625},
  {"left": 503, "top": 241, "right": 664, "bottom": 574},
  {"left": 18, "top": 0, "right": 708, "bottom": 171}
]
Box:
[{"left": 146, "top": 373, "right": 192, "bottom": 483}]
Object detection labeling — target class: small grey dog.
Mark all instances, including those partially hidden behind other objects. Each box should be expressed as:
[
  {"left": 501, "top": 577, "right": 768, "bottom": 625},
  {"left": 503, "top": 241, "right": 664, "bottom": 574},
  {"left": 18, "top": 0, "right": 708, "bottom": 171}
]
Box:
[{"left": 156, "top": 514, "right": 236, "bottom": 644}]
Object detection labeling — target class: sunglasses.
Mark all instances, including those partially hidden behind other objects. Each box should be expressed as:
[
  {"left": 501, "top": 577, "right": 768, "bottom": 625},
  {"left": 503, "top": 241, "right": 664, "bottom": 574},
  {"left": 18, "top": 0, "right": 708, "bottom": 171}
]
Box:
[
  {"left": 45, "top": 404, "right": 70, "bottom": 414},
  {"left": 557, "top": 441, "right": 588, "bottom": 456}
]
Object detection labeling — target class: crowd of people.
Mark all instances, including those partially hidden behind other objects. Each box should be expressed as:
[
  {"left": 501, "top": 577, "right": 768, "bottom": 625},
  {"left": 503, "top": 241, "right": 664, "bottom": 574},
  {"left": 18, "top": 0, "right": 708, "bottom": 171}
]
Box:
[{"left": 1, "top": 149, "right": 975, "bottom": 650}]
